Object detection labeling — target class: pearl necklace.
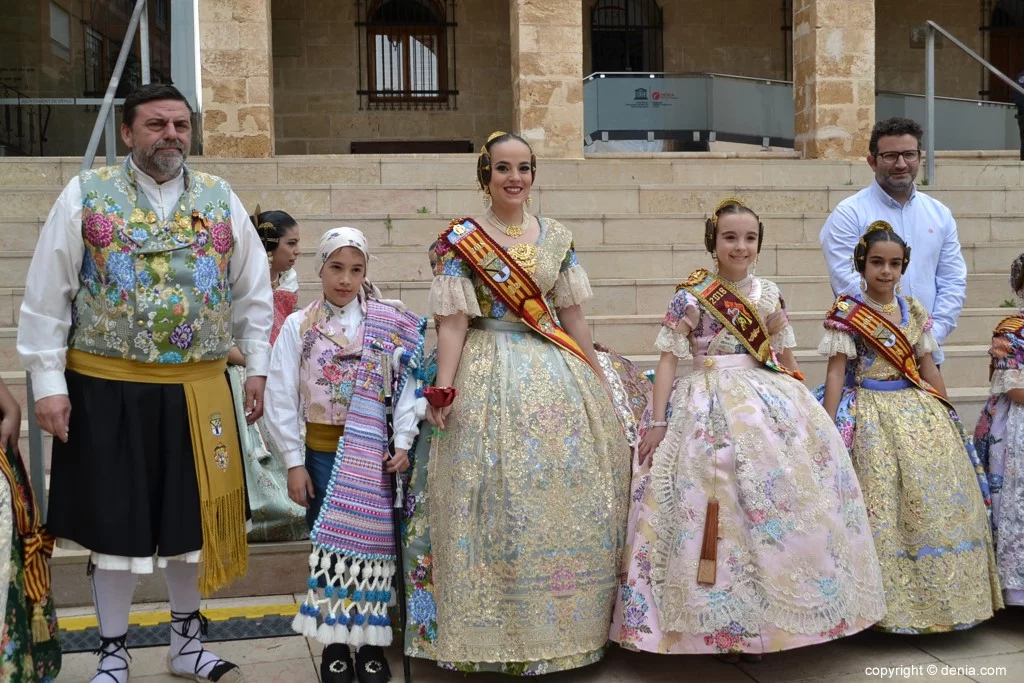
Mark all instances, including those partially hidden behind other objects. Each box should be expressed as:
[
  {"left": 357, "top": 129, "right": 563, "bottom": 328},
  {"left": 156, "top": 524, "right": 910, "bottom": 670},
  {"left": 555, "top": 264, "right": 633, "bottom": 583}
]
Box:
[
  {"left": 864, "top": 293, "right": 898, "bottom": 316},
  {"left": 486, "top": 207, "right": 529, "bottom": 238}
]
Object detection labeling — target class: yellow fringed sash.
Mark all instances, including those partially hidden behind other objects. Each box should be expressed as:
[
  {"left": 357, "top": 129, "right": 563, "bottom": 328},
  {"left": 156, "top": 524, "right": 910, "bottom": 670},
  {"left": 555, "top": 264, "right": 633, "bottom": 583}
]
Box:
[
  {"left": 66, "top": 350, "right": 247, "bottom": 596},
  {"left": 305, "top": 422, "right": 344, "bottom": 453}
]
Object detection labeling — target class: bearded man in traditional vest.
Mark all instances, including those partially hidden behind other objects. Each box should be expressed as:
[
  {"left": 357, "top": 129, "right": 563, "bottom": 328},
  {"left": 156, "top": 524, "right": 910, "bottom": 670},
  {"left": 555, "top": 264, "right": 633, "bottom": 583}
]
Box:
[{"left": 17, "top": 83, "right": 273, "bottom": 683}]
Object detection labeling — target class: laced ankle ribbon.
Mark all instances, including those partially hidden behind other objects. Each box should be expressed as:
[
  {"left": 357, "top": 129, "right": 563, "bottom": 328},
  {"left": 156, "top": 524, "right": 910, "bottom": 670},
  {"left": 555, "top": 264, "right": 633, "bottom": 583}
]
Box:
[
  {"left": 170, "top": 609, "right": 236, "bottom": 679},
  {"left": 92, "top": 634, "right": 131, "bottom": 682}
]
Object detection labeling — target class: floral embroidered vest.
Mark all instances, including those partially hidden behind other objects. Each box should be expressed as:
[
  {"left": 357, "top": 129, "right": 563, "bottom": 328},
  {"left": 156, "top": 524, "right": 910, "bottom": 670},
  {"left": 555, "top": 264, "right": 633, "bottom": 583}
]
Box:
[
  {"left": 70, "top": 158, "right": 235, "bottom": 364},
  {"left": 298, "top": 299, "right": 364, "bottom": 426}
]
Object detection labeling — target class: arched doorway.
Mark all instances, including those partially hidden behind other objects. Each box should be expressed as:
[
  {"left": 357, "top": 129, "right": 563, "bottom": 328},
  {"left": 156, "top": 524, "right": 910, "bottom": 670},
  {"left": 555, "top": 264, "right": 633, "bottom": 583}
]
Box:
[
  {"left": 989, "top": 0, "right": 1024, "bottom": 102},
  {"left": 590, "top": 0, "right": 664, "bottom": 73}
]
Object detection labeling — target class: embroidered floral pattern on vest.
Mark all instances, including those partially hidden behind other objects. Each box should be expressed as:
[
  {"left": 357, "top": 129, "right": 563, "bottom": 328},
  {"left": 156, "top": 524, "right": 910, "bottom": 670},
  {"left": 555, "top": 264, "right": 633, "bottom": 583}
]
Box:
[
  {"left": 71, "top": 159, "right": 235, "bottom": 363},
  {"left": 298, "top": 300, "right": 364, "bottom": 426}
]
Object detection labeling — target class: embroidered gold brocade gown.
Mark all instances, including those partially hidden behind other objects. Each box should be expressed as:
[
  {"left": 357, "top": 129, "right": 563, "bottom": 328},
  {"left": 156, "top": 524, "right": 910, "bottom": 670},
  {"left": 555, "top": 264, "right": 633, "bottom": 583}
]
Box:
[
  {"left": 820, "top": 295, "right": 1002, "bottom": 633},
  {"left": 414, "top": 218, "right": 629, "bottom": 673}
]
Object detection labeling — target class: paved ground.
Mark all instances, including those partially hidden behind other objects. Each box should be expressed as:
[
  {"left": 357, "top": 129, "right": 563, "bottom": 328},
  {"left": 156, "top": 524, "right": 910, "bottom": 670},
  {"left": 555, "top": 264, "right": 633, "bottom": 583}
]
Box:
[{"left": 58, "top": 596, "right": 1023, "bottom": 682}]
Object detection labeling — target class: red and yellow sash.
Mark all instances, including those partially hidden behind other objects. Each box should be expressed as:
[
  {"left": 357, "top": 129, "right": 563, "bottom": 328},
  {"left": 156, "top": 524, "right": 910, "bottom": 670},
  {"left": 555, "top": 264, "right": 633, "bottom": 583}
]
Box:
[
  {"left": 994, "top": 315, "right": 1024, "bottom": 341},
  {"left": 678, "top": 268, "right": 803, "bottom": 380},
  {"left": 827, "top": 295, "right": 952, "bottom": 410},
  {"left": 442, "top": 218, "right": 597, "bottom": 372},
  {"left": 0, "top": 445, "right": 54, "bottom": 641}
]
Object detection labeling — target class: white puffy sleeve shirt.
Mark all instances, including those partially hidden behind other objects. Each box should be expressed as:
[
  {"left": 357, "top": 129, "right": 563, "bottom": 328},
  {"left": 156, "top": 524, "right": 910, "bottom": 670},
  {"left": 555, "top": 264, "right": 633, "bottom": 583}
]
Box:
[
  {"left": 264, "top": 300, "right": 421, "bottom": 470},
  {"left": 17, "top": 159, "right": 273, "bottom": 399}
]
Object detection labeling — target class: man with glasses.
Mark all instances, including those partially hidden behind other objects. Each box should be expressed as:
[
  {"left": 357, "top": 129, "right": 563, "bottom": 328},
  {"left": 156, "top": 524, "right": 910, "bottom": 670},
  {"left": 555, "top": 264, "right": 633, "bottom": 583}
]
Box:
[{"left": 819, "top": 117, "right": 967, "bottom": 365}]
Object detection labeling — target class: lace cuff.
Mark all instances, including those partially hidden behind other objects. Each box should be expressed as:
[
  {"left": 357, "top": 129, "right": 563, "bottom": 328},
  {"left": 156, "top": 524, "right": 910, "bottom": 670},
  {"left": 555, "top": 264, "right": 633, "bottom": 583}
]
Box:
[
  {"left": 991, "top": 369, "right": 1024, "bottom": 394},
  {"left": 915, "top": 329, "right": 939, "bottom": 356},
  {"left": 771, "top": 325, "right": 797, "bottom": 352},
  {"left": 818, "top": 329, "right": 857, "bottom": 358},
  {"left": 428, "top": 275, "right": 482, "bottom": 318},
  {"left": 655, "top": 326, "right": 692, "bottom": 359},
  {"left": 552, "top": 265, "right": 593, "bottom": 308}
]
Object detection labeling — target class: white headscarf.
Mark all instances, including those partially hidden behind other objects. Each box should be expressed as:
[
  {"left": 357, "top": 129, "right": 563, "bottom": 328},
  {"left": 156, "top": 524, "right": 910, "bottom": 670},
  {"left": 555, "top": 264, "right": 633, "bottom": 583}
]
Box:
[{"left": 316, "top": 227, "right": 405, "bottom": 307}]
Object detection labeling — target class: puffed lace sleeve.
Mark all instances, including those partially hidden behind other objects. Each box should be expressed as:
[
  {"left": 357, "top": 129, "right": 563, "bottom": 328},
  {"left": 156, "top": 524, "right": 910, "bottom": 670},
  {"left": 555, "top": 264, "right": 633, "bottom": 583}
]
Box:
[
  {"left": 656, "top": 289, "right": 699, "bottom": 359},
  {"left": 911, "top": 300, "right": 940, "bottom": 356},
  {"left": 552, "top": 243, "right": 594, "bottom": 308},
  {"left": 427, "top": 235, "right": 482, "bottom": 318},
  {"left": 988, "top": 323, "right": 1024, "bottom": 394},
  {"left": 760, "top": 280, "right": 797, "bottom": 352},
  {"left": 817, "top": 307, "right": 857, "bottom": 358}
]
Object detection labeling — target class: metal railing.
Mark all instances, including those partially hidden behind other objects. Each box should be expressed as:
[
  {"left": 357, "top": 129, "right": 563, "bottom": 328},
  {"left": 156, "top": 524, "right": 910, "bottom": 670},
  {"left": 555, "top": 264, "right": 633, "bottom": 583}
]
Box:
[
  {"left": 80, "top": 0, "right": 151, "bottom": 173},
  {"left": 924, "top": 20, "right": 1024, "bottom": 184},
  {"left": 0, "top": 82, "right": 51, "bottom": 156},
  {"left": 24, "top": 0, "right": 153, "bottom": 516}
]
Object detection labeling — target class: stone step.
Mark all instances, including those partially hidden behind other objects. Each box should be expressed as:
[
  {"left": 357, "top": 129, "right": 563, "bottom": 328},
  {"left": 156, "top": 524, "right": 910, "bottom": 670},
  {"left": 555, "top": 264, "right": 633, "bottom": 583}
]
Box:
[
  {"left": 6, "top": 212, "right": 1023, "bottom": 250},
  {"left": 0, "top": 273, "right": 1014, "bottom": 359},
  {"left": 5, "top": 183, "right": 1024, "bottom": 219},
  {"left": 1, "top": 156, "right": 1021, "bottom": 189},
  {"left": 52, "top": 540, "right": 311, "bottom": 607},
  {"left": 1, "top": 239, "right": 1022, "bottom": 295},
  {"left": 588, "top": 308, "right": 1010, "bottom": 356}
]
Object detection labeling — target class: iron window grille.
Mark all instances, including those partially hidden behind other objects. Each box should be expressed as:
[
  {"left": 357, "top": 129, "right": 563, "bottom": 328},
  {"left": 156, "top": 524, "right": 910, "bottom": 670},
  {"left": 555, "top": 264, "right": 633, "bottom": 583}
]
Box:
[
  {"left": 591, "top": 0, "right": 664, "bottom": 73},
  {"left": 356, "top": 0, "right": 459, "bottom": 110}
]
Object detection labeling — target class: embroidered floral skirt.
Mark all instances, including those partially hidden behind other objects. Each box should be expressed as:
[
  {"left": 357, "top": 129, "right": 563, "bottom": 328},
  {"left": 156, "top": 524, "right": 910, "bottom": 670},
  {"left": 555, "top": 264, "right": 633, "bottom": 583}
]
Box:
[
  {"left": 975, "top": 394, "right": 1024, "bottom": 606},
  {"left": 611, "top": 363, "right": 885, "bottom": 654},
  {"left": 831, "top": 384, "right": 1002, "bottom": 632},
  {"left": 403, "top": 328, "right": 629, "bottom": 673}
]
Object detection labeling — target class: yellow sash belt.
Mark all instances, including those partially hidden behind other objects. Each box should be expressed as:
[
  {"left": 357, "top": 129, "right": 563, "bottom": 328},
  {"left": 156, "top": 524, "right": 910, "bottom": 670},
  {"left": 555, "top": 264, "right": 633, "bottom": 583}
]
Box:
[
  {"left": 66, "top": 349, "right": 247, "bottom": 596},
  {"left": 305, "top": 422, "right": 344, "bottom": 453}
]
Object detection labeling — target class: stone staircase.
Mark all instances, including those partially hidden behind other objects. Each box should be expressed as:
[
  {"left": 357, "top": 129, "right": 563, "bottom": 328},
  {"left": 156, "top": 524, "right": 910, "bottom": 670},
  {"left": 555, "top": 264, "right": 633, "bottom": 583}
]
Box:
[{"left": 2, "top": 154, "right": 1021, "bottom": 603}]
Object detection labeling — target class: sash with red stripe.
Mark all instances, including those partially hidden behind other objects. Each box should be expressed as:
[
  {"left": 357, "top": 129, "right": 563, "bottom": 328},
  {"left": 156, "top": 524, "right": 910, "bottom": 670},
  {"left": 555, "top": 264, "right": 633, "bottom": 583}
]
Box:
[
  {"left": 678, "top": 268, "right": 804, "bottom": 380},
  {"left": 442, "top": 218, "right": 597, "bottom": 372},
  {"left": 0, "top": 444, "right": 54, "bottom": 639},
  {"left": 827, "top": 295, "right": 952, "bottom": 410},
  {"left": 994, "top": 315, "right": 1024, "bottom": 341}
]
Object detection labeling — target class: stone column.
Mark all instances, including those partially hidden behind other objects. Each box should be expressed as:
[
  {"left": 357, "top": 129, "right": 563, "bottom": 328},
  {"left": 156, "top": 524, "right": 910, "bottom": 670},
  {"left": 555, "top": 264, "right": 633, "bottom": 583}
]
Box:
[
  {"left": 793, "top": 0, "right": 875, "bottom": 159},
  {"left": 198, "top": 0, "right": 274, "bottom": 157},
  {"left": 509, "top": 0, "right": 584, "bottom": 158}
]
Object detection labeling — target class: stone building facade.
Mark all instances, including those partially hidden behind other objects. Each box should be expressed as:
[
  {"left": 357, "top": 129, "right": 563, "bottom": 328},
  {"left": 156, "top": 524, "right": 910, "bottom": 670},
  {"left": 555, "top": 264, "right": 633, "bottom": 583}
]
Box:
[{"left": 1, "top": 0, "right": 1021, "bottom": 160}]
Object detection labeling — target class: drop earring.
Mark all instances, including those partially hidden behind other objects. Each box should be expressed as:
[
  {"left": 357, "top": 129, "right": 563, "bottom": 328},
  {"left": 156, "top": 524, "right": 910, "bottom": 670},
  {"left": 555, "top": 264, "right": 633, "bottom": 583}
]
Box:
[
  {"left": 712, "top": 252, "right": 720, "bottom": 273},
  {"left": 859, "top": 277, "right": 867, "bottom": 292},
  {"left": 751, "top": 255, "right": 758, "bottom": 276},
  {"left": 895, "top": 281, "right": 902, "bottom": 295},
  {"left": 526, "top": 195, "right": 533, "bottom": 207},
  {"left": 481, "top": 189, "right": 491, "bottom": 208}
]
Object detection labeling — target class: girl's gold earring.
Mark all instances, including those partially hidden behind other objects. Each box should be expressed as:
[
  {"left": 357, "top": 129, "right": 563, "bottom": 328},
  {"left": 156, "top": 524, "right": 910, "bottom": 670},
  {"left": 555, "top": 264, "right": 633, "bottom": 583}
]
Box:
[
  {"left": 895, "top": 281, "right": 902, "bottom": 295},
  {"left": 859, "top": 277, "right": 867, "bottom": 293},
  {"left": 712, "top": 252, "right": 720, "bottom": 273},
  {"left": 751, "top": 255, "right": 758, "bottom": 276},
  {"left": 481, "top": 188, "right": 491, "bottom": 208},
  {"left": 526, "top": 195, "right": 533, "bottom": 207}
]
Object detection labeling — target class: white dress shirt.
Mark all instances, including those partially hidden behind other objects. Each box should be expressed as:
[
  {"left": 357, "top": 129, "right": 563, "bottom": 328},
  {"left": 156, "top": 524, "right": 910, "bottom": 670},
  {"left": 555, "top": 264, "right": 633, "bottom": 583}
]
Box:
[
  {"left": 17, "top": 157, "right": 274, "bottom": 399},
  {"left": 819, "top": 180, "right": 968, "bottom": 364},
  {"left": 265, "top": 297, "right": 421, "bottom": 470}
]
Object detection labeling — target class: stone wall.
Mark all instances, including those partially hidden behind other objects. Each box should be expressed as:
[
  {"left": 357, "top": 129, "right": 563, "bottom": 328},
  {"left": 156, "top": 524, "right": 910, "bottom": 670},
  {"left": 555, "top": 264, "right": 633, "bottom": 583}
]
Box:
[
  {"left": 271, "top": 0, "right": 512, "bottom": 155},
  {"left": 793, "top": 0, "right": 875, "bottom": 159},
  {"left": 875, "top": 0, "right": 985, "bottom": 100},
  {"left": 199, "top": 0, "right": 275, "bottom": 157}
]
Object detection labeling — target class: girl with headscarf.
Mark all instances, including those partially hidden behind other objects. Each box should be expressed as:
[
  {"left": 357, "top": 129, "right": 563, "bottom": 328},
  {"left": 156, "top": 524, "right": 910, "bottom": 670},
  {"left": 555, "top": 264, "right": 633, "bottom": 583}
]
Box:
[
  {"left": 264, "top": 227, "right": 427, "bottom": 683},
  {"left": 975, "top": 251, "right": 1024, "bottom": 607}
]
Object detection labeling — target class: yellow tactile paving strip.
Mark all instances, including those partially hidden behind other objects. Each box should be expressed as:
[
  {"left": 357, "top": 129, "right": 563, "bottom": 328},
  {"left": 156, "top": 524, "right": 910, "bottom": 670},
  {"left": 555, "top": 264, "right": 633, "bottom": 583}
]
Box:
[{"left": 60, "top": 603, "right": 298, "bottom": 632}]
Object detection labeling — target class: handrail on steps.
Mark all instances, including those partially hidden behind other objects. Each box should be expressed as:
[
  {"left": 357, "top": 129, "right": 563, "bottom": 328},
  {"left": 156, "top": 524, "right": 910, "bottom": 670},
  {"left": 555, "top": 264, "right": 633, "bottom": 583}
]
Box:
[
  {"left": 79, "top": 0, "right": 151, "bottom": 173},
  {"left": 924, "top": 20, "right": 1024, "bottom": 184}
]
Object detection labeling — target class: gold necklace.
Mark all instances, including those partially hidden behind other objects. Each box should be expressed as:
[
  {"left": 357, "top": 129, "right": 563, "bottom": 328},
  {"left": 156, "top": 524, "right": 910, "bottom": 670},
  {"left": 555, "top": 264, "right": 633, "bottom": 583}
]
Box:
[
  {"left": 486, "top": 207, "right": 529, "bottom": 238},
  {"left": 864, "top": 293, "right": 898, "bottom": 316}
]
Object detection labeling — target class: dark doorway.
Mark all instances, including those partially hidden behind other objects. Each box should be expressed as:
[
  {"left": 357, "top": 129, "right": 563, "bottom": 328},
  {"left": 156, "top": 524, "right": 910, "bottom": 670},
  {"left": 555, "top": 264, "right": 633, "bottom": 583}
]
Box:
[
  {"left": 591, "top": 0, "right": 664, "bottom": 73},
  {"left": 988, "top": 0, "right": 1024, "bottom": 102}
]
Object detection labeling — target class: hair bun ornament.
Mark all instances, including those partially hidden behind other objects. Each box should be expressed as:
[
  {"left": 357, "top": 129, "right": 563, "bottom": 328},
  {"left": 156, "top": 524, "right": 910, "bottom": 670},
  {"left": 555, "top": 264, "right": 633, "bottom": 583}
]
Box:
[
  {"left": 248, "top": 203, "right": 262, "bottom": 230},
  {"left": 481, "top": 130, "right": 508, "bottom": 154},
  {"left": 865, "top": 220, "right": 893, "bottom": 235}
]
